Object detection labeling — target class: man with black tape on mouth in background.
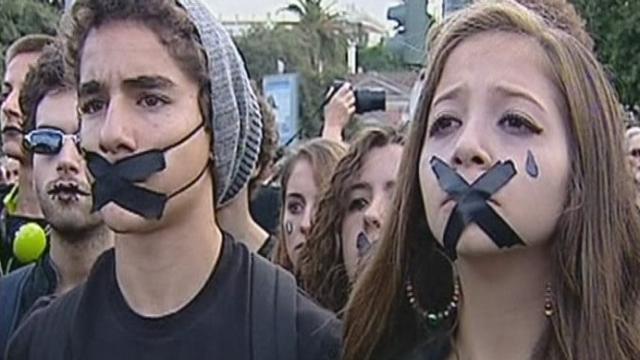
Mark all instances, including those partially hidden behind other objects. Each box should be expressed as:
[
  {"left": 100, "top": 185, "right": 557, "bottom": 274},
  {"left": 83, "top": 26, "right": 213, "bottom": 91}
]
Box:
[
  {"left": 6, "top": 1, "right": 341, "bottom": 359},
  {"left": 0, "top": 35, "right": 54, "bottom": 271},
  {"left": 0, "top": 43, "right": 113, "bottom": 358}
]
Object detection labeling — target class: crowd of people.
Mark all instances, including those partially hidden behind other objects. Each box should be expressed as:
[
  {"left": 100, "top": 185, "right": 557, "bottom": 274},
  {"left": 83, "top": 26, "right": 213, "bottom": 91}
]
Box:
[{"left": 0, "top": 0, "right": 639, "bottom": 359}]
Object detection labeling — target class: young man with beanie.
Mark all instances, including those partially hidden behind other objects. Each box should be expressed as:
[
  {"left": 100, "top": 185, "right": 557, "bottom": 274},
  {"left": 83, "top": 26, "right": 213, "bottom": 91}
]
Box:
[{"left": 6, "top": 0, "right": 341, "bottom": 359}]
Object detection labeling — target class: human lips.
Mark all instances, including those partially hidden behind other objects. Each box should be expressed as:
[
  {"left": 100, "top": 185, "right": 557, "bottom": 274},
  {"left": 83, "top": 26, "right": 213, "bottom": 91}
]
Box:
[
  {"left": 1, "top": 125, "right": 22, "bottom": 137},
  {"left": 47, "top": 180, "right": 91, "bottom": 203}
]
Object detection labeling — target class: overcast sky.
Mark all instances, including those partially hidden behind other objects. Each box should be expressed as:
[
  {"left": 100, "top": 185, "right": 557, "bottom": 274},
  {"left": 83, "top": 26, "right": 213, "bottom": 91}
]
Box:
[{"left": 204, "top": 0, "right": 403, "bottom": 29}]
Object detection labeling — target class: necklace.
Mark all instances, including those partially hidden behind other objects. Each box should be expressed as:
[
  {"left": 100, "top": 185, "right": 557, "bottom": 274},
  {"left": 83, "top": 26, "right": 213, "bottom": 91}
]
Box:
[{"left": 405, "top": 278, "right": 460, "bottom": 329}]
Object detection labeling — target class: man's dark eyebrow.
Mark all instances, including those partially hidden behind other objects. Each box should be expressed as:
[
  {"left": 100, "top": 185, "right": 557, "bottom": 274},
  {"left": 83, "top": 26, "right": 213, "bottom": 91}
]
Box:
[
  {"left": 123, "top": 76, "right": 176, "bottom": 90},
  {"left": 78, "top": 80, "right": 103, "bottom": 98}
]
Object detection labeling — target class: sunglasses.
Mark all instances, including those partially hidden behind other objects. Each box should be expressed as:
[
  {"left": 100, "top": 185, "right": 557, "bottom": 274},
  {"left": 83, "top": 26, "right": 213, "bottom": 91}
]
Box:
[{"left": 24, "top": 128, "right": 81, "bottom": 155}]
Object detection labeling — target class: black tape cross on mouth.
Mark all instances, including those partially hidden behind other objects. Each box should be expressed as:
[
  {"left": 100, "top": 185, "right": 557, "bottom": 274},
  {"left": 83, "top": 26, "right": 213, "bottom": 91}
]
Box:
[
  {"left": 430, "top": 157, "right": 525, "bottom": 260},
  {"left": 86, "top": 150, "right": 168, "bottom": 220}
]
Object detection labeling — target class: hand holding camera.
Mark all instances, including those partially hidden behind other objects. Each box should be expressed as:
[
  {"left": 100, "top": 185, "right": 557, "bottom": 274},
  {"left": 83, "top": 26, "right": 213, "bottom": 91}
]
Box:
[{"left": 323, "top": 82, "right": 356, "bottom": 142}]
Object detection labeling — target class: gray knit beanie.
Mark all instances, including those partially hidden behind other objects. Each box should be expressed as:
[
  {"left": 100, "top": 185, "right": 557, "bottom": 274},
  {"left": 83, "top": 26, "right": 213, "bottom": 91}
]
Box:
[{"left": 177, "top": 0, "right": 262, "bottom": 207}]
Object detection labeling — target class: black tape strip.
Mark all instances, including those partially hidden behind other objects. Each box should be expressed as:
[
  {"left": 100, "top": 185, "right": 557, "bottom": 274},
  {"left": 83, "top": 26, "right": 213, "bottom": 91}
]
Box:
[
  {"left": 87, "top": 151, "right": 169, "bottom": 219},
  {"left": 430, "top": 157, "right": 525, "bottom": 260}
]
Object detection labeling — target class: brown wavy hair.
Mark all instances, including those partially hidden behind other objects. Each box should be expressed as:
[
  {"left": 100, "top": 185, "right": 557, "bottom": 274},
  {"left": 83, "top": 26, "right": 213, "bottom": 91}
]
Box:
[
  {"left": 272, "top": 138, "right": 346, "bottom": 272},
  {"left": 297, "top": 126, "right": 404, "bottom": 314},
  {"left": 343, "top": 1, "right": 640, "bottom": 359}
]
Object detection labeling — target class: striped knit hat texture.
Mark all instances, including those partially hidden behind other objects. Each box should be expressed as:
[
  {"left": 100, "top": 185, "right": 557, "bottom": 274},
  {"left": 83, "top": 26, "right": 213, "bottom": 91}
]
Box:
[{"left": 177, "top": 0, "right": 263, "bottom": 207}]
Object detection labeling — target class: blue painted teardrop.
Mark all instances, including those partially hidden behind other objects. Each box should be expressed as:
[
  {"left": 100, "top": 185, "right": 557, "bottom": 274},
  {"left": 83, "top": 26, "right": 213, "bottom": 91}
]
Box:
[{"left": 526, "top": 150, "right": 539, "bottom": 178}]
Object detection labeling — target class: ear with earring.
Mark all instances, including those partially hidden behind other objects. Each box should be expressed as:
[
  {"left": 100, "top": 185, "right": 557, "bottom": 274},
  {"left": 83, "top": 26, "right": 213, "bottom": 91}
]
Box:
[
  {"left": 405, "top": 220, "right": 461, "bottom": 330},
  {"left": 544, "top": 282, "right": 554, "bottom": 317}
]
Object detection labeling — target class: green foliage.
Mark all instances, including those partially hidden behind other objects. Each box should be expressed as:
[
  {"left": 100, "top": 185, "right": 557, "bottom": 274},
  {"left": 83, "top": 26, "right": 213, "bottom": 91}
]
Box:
[
  {"left": 236, "top": 0, "right": 352, "bottom": 137},
  {"left": 0, "top": 0, "right": 60, "bottom": 74},
  {"left": 235, "top": 25, "right": 304, "bottom": 84},
  {"left": 282, "top": 0, "right": 349, "bottom": 72},
  {"left": 573, "top": 0, "right": 640, "bottom": 107},
  {"left": 357, "top": 42, "right": 408, "bottom": 72}
]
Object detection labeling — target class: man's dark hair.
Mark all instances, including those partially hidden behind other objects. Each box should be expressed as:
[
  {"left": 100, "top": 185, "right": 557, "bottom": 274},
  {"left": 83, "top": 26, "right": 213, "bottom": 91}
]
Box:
[
  {"left": 19, "top": 43, "right": 72, "bottom": 136},
  {"left": 5, "top": 34, "right": 55, "bottom": 66}
]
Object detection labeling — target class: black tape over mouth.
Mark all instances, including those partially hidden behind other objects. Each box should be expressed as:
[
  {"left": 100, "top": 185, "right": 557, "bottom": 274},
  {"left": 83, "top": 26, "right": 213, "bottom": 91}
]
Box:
[{"left": 430, "top": 157, "right": 525, "bottom": 260}]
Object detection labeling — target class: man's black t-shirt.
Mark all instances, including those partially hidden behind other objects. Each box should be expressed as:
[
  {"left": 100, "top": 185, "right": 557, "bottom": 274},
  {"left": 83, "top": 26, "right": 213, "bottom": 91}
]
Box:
[{"left": 6, "top": 235, "right": 341, "bottom": 360}]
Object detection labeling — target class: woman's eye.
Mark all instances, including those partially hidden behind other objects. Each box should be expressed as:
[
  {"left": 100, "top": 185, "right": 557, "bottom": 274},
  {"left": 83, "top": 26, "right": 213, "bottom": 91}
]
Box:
[
  {"left": 287, "top": 202, "right": 304, "bottom": 215},
  {"left": 348, "top": 198, "right": 369, "bottom": 212},
  {"left": 79, "top": 99, "right": 106, "bottom": 116},
  {"left": 428, "top": 115, "right": 461, "bottom": 137},
  {"left": 137, "top": 94, "right": 169, "bottom": 109},
  {"left": 498, "top": 113, "right": 543, "bottom": 135},
  {"left": 0, "top": 90, "right": 10, "bottom": 104}
]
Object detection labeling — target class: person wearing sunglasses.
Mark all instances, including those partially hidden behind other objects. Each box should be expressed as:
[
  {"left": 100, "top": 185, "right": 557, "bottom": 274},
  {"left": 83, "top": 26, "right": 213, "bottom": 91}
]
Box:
[{"left": 0, "top": 43, "right": 113, "bottom": 357}]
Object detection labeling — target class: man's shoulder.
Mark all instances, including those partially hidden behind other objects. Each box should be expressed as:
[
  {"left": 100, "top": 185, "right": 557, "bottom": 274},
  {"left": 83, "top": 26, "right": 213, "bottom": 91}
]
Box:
[
  {"left": 246, "top": 251, "right": 342, "bottom": 360},
  {"left": 295, "top": 290, "right": 342, "bottom": 359},
  {"left": 16, "top": 283, "right": 82, "bottom": 333},
  {"left": 0, "top": 263, "right": 35, "bottom": 292},
  {"left": 5, "top": 284, "right": 83, "bottom": 359}
]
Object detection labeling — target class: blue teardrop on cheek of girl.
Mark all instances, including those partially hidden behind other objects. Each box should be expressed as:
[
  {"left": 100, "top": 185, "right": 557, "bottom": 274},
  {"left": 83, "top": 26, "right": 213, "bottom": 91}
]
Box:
[{"left": 526, "top": 150, "right": 539, "bottom": 179}]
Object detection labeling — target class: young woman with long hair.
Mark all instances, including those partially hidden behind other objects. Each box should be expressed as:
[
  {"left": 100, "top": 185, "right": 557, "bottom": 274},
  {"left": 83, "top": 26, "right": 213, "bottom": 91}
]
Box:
[
  {"left": 343, "top": 1, "right": 640, "bottom": 359},
  {"left": 298, "top": 126, "right": 404, "bottom": 313},
  {"left": 272, "top": 138, "right": 346, "bottom": 272}
]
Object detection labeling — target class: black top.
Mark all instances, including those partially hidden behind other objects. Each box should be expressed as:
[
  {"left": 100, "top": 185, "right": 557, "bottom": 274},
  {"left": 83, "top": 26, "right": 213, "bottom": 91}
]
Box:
[
  {"left": 250, "top": 184, "right": 281, "bottom": 235},
  {"left": 0, "top": 254, "right": 57, "bottom": 346},
  {"left": 257, "top": 234, "right": 277, "bottom": 259},
  {"left": 6, "top": 235, "right": 341, "bottom": 360},
  {"left": 394, "top": 340, "right": 451, "bottom": 360}
]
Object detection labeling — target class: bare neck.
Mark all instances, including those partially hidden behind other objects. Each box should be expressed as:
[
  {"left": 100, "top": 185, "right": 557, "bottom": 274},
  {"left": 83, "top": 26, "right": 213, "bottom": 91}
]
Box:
[
  {"left": 50, "top": 225, "right": 114, "bottom": 295},
  {"left": 15, "top": 163, "right": 43, "bottom": 218},
  {"left": 452, "top": 245, "right": 552, "bottom": 360},
  {"left": 217, "top": 186, "right": 268, "bottom": 252},
  {"left": 115, "top": 193, "right": 223, "bottom": 318}
]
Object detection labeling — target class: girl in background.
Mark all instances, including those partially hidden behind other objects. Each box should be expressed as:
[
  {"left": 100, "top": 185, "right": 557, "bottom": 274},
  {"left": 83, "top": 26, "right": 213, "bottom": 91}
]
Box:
[
  {"left": 273, "top": 138, "right": 346, "bottom": 272},
  {"left": 298, "top": 126, "right": 404, "bottom": 313}
]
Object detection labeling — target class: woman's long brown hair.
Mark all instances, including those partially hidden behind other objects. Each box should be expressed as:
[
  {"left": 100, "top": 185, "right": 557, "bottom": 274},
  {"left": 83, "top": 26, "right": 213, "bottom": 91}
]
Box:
[
  {"left": 297, "top": 126, "right": 405, "bottom": 314},
  {"left": 272, "top": 138, "right": 346, "bottom": 272},
  {"left": 343, "top": 1, "right": 640, "bottom": 359}
]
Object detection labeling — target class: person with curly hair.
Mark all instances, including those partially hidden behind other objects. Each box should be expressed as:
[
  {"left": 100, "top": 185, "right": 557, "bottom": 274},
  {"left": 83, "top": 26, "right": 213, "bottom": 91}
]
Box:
[{"left": 298, "top": 126, "right": 404, "bottom": 314}]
